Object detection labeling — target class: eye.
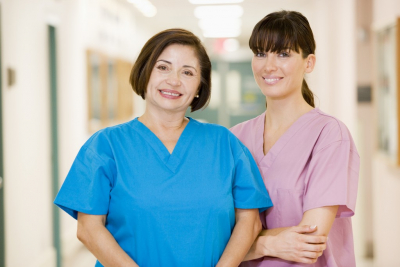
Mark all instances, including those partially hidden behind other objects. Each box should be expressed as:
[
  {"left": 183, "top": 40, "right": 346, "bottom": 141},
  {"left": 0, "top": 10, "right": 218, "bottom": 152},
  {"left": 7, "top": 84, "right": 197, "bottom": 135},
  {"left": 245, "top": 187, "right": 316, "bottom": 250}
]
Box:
[
  {"left": 278, "top": 50, "right": 290, "bottom": 57},
  {"left": 157, "top": 65, "right": 168, "bottom": 71},
  {"left": 255, "top": 52, "right": 266, "bottom": 58},
  {"left": 183, "top": 70, "right": 194, "bottom": 76}
]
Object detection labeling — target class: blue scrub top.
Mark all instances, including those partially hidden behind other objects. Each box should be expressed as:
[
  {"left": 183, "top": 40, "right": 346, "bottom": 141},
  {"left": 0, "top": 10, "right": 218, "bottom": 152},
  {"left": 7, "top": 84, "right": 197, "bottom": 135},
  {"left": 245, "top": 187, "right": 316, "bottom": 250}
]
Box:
[{"left": 55, "top": 118, "right": 272, "bottom": 267}]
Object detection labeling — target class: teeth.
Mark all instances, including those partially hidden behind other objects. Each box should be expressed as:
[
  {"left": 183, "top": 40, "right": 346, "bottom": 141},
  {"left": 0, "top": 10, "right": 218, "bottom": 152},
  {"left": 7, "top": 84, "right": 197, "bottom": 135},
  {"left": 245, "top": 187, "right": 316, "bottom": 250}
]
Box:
[
  {"left": 264, "top": 78, "right": 280, "bottom": 83},
  {"left": 161, "top": 90, "right": 180, "bottom": 96}
]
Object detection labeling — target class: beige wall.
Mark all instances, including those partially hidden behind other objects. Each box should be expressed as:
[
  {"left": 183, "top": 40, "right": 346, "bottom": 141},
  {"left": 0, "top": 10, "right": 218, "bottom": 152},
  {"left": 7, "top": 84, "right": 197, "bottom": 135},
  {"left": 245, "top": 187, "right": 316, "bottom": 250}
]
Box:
[
  {"left": 371, "top": 1, "right": 400, "bottom": 266},
  {"left": 353, "top": 0, "right": 375, "bottom": 259}
]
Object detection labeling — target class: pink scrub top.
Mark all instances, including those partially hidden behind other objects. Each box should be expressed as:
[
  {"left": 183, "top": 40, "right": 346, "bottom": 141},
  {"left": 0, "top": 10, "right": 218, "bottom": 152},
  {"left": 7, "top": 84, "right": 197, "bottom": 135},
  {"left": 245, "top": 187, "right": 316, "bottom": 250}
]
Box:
[{"left": 231, "top": 108, "right": 360, "bottom": 267}]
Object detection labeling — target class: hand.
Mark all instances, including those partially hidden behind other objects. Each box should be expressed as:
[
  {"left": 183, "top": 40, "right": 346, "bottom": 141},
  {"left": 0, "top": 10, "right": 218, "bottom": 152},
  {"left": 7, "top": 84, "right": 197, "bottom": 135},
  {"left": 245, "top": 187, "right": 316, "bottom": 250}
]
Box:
[{"left": 263, "top": 225, "right": 327, "bottom": 264}]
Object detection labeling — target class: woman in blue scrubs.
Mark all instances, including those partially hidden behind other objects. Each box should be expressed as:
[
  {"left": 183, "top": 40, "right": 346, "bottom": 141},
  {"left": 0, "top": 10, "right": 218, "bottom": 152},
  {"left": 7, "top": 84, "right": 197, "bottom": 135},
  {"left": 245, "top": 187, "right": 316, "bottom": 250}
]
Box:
[{"left": 54, "top": 28, "right": 272, "bottom": 267}]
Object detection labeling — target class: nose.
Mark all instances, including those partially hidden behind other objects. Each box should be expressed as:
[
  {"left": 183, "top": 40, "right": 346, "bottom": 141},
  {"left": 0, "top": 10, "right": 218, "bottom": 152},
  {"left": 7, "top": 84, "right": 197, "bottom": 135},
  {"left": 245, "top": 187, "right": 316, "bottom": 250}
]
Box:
[
  {"left": 264, "top": 54, "right": 277, "bottom": 72},
  {"left": 166, "top": 71, "right": 181, "bottom": 87}
]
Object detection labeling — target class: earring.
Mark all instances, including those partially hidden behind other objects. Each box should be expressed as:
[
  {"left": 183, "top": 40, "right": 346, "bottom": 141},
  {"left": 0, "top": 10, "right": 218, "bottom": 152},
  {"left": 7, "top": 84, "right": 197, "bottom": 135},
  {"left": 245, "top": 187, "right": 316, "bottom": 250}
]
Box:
[{"left": 196, "top": 94, "right": 199, "bottom": 98}]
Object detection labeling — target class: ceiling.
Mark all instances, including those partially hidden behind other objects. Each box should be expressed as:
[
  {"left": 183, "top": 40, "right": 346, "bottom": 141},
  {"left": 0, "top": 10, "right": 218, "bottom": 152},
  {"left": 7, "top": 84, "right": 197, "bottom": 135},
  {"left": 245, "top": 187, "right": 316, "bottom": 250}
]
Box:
[{"left": 120, "top": 0, "right": 314, "bottom": 56}]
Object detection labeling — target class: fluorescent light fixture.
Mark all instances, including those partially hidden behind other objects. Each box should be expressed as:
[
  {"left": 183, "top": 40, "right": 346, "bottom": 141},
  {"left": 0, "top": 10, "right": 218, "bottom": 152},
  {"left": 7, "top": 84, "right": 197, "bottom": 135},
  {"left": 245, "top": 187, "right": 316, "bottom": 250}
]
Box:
[
  {"left": 198, "top": 18, "right": 241, "bottom": 30},
  {"left": 199, "top": 18, "right": 241, "bottom": 38},
  {"left": 194, "top": 5, "right": 243, "bottom": 19},
  {"left": 189, "top": 0, "right": 243, "bottom": 4},
  {"left": 203, "top": 28, "right": 241, "bottom": 38},
  {"left": 127, "top": 0, "right": 157, "bottom": 17}
]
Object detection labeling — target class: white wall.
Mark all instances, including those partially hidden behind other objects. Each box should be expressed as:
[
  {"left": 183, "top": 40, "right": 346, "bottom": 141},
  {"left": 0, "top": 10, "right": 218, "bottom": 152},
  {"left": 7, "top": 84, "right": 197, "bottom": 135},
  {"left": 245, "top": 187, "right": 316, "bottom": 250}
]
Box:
[
  {"left": 371, "top": 1, "right": 400, "bottom": 266},
  {"left": 2, "top": 0, "right": 145, "bottom": 266},
  {"left": 308, "top": 0, "right": 357, "bottom": 136},
  {"left": 2, "top": 0, "right": 54, "bottom": 266}
]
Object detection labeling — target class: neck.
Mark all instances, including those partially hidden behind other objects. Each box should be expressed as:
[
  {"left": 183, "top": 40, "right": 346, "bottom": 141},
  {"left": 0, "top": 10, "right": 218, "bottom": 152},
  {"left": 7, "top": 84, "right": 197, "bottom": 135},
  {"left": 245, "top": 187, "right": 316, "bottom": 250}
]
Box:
[
  {"left": 265, "top": 94, "right": 313, "bottom": 130},
  {"left": 139, "top": 107, "right": 188, "bottom": 132}
]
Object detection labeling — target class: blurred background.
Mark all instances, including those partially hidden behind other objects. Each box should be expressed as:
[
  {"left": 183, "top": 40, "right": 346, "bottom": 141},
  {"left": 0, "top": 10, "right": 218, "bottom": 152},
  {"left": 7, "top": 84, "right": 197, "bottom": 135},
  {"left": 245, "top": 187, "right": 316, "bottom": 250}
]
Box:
[{"left": 0, "top": 0, "right": 399, "bottom": 266}]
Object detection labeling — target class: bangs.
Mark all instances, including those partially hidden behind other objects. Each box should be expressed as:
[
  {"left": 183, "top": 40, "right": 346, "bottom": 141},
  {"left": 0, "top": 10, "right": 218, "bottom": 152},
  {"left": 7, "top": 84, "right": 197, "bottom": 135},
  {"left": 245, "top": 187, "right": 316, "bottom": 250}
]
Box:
[{"left": 249, "top": 18, "right": 300, "bottom": 54}]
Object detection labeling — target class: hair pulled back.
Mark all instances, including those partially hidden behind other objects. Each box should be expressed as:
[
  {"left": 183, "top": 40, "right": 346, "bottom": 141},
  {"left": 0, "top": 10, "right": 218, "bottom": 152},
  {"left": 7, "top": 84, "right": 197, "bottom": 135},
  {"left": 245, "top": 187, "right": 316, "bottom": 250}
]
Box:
[{"left": 249, "top": 10, "right": 316, "bottom": 107}]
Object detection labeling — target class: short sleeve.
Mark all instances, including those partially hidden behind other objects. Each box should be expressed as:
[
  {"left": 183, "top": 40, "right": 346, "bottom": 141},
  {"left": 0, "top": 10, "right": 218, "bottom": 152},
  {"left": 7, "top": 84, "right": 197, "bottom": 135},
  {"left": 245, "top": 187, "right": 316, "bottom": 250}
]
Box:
[
  {"left": 54, "top": 133, "right": 116, "bottom": 220},
  {"left": 303, "top": 140, "right": 360, "bottom": 217},
  {"left": 232, "top": 144, "right": 273, "bottom": 213}
]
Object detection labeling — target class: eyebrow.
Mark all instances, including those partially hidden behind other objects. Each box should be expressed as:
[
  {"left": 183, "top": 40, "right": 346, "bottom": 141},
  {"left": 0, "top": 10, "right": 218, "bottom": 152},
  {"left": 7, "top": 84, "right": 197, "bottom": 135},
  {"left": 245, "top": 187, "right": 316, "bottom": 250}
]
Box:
[{"left": 156, "top": 59, "right": 198, "bottom": 73}]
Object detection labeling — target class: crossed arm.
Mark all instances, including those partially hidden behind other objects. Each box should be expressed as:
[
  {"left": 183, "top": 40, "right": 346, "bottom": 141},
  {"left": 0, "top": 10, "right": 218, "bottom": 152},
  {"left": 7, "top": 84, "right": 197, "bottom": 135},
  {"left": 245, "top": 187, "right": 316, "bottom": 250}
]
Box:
[
  {"left": 77, "top": 208, "right": 261, "bottom": 267},
  {"left": 243, "top": 205, "right": 338, "bottom": 264}
]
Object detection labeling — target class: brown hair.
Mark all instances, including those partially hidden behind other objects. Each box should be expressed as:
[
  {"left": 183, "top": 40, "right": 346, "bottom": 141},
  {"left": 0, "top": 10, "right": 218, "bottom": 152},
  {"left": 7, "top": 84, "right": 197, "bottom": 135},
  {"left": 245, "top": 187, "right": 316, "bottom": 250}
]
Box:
[
  {"left": 249, "top": 10, "right": 316, "bottom": 107},
  {"left": 129, "top": 28, "right": 212, "bottom": 112}
]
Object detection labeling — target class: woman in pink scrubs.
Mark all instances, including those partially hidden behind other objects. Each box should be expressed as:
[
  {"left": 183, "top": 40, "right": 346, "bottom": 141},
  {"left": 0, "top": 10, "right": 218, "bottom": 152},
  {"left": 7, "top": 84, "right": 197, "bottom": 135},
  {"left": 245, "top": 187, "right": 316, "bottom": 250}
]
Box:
[{"left": 231, "top": 10, "right": 360, "bottom": 267}]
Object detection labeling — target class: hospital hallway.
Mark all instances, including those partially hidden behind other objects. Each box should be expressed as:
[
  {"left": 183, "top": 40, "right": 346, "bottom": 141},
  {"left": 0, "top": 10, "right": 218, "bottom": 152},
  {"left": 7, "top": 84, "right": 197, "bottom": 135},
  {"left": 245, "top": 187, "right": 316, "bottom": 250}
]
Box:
[{"left": 1, "top": 0, "right": 400, "bottom": 266}]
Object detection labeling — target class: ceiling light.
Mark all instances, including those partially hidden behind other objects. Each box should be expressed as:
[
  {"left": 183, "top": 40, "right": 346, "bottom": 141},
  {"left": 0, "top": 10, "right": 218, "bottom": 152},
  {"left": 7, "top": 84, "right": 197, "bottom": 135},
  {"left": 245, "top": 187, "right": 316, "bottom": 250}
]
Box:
[
  {"left": 203, "top": 28, "right": 241, "bottom": 38},
  {"left": 194, "top": 5, "right": 243, "bottom": 19},
  {"left": 198, "top": 18, "right": 241, "bottom": 30},
  {"left": 198, "top": 18, "right": 241, "bottom": 38},
  {"left": 127, "top": 0, "right": 157, "bottom": 17},
  {"left": 189, "top": 0, "right": 243, "bottom": 4}
]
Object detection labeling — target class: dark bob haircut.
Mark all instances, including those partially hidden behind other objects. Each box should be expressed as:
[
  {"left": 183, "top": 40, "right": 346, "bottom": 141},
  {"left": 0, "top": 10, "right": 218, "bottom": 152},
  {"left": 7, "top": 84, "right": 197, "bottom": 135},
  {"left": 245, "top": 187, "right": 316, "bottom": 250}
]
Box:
[
  {"left": 249, "top": 11, "right": 316, "bottom": 107},
  {"left": 129, "top": 28, "right": 212, "bottom": 112}
]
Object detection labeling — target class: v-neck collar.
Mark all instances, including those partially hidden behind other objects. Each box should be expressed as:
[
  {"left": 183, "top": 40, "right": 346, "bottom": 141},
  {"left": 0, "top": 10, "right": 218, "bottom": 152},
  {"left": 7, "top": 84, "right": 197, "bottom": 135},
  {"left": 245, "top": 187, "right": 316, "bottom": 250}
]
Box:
[
  {"left": 132, "top": 117, "right": 199, "bottom": 173},
  {"left": 254, "top": 108, "right": 318, "bottom": 168}
]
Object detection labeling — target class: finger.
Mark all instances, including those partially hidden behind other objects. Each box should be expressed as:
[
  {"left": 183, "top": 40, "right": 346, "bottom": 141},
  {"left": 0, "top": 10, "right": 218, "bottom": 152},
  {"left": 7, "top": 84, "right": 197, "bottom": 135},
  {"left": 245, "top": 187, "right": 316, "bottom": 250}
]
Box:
[
  {"left": 300, "top": 234, "right": 328, "bottom": 244},
  {"left": 292, "top": 225, "right": 318, "bottom": 234},
  {"left": 301, "top": 251, "right": 320, "bottom": 259},
  {"left": 302, "top": 243, "right": 326, "bottom": 253},
  {"left": 295, "top": 256, "right": 318, "bottom": 264}
]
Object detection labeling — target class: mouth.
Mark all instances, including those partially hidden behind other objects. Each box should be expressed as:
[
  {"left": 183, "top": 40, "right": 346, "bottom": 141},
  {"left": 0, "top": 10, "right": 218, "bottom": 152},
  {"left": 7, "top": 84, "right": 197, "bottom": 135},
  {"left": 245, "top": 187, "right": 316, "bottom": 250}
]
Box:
[
  {"left": 263, "top": 76, "right": 283, "bottom": 85},
  {"left": 158, "top": 89, "right": 182, "bottom": 98}
]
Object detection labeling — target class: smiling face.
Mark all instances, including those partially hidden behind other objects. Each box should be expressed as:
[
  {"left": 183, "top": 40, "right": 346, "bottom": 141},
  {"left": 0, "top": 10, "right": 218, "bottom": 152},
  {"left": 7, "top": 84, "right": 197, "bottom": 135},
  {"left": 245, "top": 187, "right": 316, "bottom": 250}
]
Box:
[
  {"left": 251, "top": 49, "right": 315, "bottom": 100},
  {"left": 145, "top": 44, "right": 201, "bottom": 114}
]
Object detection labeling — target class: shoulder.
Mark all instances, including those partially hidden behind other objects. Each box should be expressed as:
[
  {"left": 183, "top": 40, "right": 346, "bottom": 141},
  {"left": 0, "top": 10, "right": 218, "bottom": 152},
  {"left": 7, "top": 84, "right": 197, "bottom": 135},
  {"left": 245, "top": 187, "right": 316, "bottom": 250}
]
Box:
[
  {"left": 191, "top": 118, "right": 248, "bottom": 153},
  {"left": 82, "top": 119, "right": 137, "bottom": 156},
  {"left": 312, "top": 109, "right": 357, "bottom": 154},
  {"left": 230, "top": 112, "right": 264, "bottom": 137},
  {"left": 190, "top": 118, "right": 232, "bottom": 137}
]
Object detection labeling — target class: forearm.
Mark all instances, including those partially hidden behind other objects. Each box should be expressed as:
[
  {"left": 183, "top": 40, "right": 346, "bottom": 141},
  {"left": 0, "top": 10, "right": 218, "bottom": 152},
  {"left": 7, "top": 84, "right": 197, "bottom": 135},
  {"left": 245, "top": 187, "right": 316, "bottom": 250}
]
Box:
[
  {"left": 217, "top": 209, "right": 261, "bottom": 267},
  {"left": 299, "top": 206, "right": 338, "bottom": 236},
  {"left": 243, "top": 227, "right": 290, "bottom": 261},
  {"left": 244, "top": 206, "right": 336, "bottom": 263},
  {"left": 77, "top": 213, "right": 138, "bottom": 267}
]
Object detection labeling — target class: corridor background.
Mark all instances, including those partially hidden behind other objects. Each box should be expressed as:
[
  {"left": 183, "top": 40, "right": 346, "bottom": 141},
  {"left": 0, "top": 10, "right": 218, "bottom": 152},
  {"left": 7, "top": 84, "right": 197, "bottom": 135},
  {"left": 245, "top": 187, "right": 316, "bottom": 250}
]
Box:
[{"left": 0, "top": 0, "right": 399, "bottom": 266}]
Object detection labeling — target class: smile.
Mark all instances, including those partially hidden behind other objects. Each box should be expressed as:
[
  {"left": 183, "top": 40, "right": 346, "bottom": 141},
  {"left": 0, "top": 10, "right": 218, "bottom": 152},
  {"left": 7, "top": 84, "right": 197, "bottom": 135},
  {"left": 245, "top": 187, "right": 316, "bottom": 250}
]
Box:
[
  {"left": 263, "top": 77, "right": 282, "bottom": 85},
  {"left": 160, "top": 90, "right": 181, "bottom": 97}
]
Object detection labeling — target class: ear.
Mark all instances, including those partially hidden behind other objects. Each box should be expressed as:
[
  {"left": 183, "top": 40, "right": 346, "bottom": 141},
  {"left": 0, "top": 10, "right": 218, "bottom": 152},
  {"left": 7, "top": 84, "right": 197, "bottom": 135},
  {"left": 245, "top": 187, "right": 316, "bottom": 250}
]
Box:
[{"left": 304, "top": 54, "right": 316, "bottom": 73}]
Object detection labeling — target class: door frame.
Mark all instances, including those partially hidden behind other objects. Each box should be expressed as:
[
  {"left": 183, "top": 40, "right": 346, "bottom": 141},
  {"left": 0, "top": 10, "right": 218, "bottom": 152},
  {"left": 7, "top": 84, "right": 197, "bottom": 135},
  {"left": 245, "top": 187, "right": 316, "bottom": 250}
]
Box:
[
  {"left": 48, "top": 24, "right": 61, "bottom": 267},
  {"left": 0, "top": 3, "right": 5, "bottom": 267}
]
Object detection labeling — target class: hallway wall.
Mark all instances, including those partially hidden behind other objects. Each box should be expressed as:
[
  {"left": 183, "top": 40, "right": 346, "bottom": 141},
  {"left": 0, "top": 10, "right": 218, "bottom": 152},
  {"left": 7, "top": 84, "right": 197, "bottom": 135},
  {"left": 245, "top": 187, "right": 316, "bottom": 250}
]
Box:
[
  {"left": 2, "top": 0, "right": 54, "bottom": 266},
  {"left": 308, "top": 0, "right": 357, "bottom": 136},
  {"left": 1, "top": 0, "right": 145, "bottom": 266},
  {"left": 371, "top": 1, "right": 400, "bottom": 266}
]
